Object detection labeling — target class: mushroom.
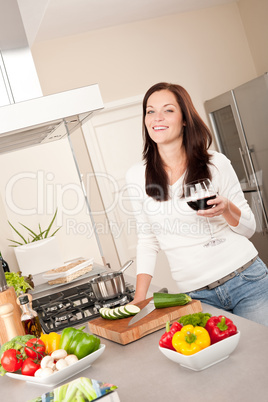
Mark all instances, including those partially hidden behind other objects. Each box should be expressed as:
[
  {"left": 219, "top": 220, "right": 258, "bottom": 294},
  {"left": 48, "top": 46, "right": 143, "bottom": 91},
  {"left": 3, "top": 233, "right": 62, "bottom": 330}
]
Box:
[
  {"left": 51, "top": 349, "right": 68, "bottom": 360},
  {"left": 65, "top": 354, "right": 79, "bottom": 366},
  {"left": 34, "top": 367, "right": 54, "bottom": 378},
  {"left": 39, "top": 367, "right": 54, "bottom": 377},
  {"left": 34, "top": 368, "right": 43, "bottom": 378},
  {"left": 55, "top": 358, "right": 68, "bottom": 371},
  {"left": 40, "top": 355, "right": 54, "bottom": 369}
]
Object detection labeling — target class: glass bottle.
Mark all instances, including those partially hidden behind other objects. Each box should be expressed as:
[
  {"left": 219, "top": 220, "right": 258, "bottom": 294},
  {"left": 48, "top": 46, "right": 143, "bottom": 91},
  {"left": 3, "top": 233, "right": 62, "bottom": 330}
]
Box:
[
  {"left": 0, "top": 252, "right": 10, "bottom": 273},
  {"left": 0, "top": 260, "right": 8, "bottom": 292},
  {"left": 19, "top": 294, "right": 42, "bottom": 337}
]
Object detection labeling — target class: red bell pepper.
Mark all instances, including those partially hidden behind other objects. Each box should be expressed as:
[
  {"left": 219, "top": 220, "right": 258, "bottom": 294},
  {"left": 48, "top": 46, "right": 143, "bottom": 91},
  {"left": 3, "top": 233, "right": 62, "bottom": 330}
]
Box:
[
  {"left": 159, "top": 321, "right": 182, "bottom": 351},
  {"left": 205, "top": 315, "right": 237, "bottom": 344}
]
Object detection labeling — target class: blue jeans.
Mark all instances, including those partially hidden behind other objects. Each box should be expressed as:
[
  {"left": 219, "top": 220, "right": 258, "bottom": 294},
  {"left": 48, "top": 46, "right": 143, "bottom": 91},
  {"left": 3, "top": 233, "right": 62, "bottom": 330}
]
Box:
[{"left": 188, "top": 257, "right": 268, "bottom": 327}]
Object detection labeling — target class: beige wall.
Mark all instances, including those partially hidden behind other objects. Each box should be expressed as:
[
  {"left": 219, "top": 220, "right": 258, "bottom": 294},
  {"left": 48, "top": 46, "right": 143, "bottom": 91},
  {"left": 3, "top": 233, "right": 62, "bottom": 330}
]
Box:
[
  {"left": 2, "top": 1, "right": 267, "bottom": 278},
  {"left": 238, "top": 0, "right": 268, "bottom": 76},
  {"left": 32, "top": 2, "right": 257, "bottom": 116}
]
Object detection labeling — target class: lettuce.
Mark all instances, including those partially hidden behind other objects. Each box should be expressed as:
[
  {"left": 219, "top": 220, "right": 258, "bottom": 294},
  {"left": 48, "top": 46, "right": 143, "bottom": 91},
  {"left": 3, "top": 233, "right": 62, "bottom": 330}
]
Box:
[{"left": 4, "top": 271, "right": 34, "bottom": 296}]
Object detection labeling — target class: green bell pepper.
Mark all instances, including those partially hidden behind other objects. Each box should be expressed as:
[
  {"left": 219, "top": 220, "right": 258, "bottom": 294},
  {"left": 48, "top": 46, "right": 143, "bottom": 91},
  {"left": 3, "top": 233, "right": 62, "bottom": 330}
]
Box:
[{"left": 59, "top": 326, "right": 100, "bottom": 360}]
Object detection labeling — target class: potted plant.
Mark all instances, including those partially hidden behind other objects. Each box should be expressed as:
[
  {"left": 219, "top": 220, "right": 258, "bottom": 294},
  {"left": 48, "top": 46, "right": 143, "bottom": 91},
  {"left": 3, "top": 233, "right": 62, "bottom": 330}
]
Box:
[
  {"left": 8, "top": 209, "right": 60, "bottom": 246},
  {"left": 8, "top": 210, "right": 63, "bottom": 276}
]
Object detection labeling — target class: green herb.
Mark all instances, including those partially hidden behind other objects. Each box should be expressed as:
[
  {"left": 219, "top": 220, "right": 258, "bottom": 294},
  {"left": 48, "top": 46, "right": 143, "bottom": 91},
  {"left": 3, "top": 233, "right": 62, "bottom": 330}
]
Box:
[
  {"left": 7, "top": 209, "right": 61, "bottom": 247},
  {"left": 178, "top": 312, "right": 212, "bottom": 327},
  {"left": 4, "top": 271, "right": 34, "bottom": 296}
]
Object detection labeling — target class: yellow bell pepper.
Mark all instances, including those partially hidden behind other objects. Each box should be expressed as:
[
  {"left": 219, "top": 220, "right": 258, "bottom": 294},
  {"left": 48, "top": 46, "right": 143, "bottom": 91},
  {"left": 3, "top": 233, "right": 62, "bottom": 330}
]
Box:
[
  {"left": 40, "top": 332, "right": 61, "bottom": 354},
  {"left": 172, "top": 324, "right": 211, "bottom": 355}
]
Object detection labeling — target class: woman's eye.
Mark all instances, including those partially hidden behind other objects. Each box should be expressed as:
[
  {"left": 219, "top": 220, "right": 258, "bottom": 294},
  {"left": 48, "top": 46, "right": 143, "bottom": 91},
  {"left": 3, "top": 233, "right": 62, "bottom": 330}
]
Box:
[
  {"left": 165, "top": 109, "right": 174, "bottom": 113},
  {"left": 146, "top": 110, "right": 154, "bottom": 114}
]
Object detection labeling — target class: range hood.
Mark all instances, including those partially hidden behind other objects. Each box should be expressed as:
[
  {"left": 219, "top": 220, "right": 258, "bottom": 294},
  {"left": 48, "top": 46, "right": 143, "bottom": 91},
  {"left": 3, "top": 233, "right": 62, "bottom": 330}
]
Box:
[
  {"left": 0, "top": 84, "right": 104, "bottom": 155},
  {"left": 0, "top": 0, "right": 103, "bottom": 154}
]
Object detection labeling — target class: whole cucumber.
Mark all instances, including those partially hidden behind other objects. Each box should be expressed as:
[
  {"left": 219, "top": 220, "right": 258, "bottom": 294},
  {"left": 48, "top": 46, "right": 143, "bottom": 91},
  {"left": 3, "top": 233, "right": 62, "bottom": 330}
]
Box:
[{"left": 153, "top": 293, "right": 192, "bottom": 308}]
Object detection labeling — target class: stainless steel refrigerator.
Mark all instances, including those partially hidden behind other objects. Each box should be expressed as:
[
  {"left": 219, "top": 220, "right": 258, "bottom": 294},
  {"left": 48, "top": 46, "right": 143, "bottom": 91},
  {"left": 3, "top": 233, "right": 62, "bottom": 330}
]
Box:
[{"left": 205, "top": 73, "right": 268, "bottom": 264}]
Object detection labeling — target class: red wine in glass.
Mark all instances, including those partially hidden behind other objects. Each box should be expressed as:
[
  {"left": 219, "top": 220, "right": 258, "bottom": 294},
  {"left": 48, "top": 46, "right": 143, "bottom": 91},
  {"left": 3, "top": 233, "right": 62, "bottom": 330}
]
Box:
[
  {"left": 184, "top": 179, "right": 225, "bottom": 247},
  {"left": 187, "top": 195, "right": 216, "bottom": 211}
]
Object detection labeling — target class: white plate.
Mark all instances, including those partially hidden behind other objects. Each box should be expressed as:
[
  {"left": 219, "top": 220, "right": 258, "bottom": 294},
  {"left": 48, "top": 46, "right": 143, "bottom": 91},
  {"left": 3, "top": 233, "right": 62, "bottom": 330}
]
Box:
[
  {"left": 6, "top": 344, "right": 105, "bottom": 387},
  {"left": 159, "top": 331, "right": 240, "bottom": 371}
]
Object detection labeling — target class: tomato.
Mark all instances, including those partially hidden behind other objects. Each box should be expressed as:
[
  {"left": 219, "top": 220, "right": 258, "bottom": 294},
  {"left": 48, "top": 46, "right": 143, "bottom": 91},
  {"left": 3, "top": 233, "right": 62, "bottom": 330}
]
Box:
[
  {"left": 21, "top": 358, "right": 41, "bottom": 376},
  {"left": 25, "top": 338, "right": 46, "bottom": 360},
  {"left": 1, "top": 349, "right": 23, "bottom": 372}
]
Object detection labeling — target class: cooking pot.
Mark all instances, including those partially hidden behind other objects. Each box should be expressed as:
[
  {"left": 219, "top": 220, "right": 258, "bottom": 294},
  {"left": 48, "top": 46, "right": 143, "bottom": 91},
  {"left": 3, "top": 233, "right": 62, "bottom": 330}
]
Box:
[{"left": 89, "top": 260, "right": 133, "bottom": 300}]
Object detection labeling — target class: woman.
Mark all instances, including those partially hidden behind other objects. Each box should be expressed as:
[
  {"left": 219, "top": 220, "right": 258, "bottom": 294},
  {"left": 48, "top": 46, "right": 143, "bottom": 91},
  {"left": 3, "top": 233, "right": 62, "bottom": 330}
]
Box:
[{"left": 126, "top": 82, "right": 268, "bottom": 326}]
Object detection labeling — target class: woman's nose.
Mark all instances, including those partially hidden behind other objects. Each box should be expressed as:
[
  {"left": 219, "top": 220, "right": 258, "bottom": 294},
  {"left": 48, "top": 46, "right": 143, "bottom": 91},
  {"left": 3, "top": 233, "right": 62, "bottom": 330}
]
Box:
[{"left": 154, "top": 111, "right": 164, "bottom": 121}]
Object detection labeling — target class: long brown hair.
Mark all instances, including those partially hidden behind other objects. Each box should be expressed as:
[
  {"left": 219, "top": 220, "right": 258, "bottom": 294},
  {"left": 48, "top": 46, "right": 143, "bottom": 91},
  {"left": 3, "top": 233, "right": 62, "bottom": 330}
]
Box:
[{"left": 142, "top": 82, "right": 212, "bottom": 201}]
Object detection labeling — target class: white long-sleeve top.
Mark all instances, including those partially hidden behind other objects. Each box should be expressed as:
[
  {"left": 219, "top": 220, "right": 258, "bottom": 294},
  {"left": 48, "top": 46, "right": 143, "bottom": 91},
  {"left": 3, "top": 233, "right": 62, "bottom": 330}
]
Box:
[{"left": 125, "top": 151, "right": 258, "bottom": 293}]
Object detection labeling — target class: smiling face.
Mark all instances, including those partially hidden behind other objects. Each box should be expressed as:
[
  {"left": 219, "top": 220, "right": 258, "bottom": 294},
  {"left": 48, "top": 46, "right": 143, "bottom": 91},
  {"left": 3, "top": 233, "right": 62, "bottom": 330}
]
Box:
[{"left": 145, "top": 89, "right": 185, "bottom": 147}]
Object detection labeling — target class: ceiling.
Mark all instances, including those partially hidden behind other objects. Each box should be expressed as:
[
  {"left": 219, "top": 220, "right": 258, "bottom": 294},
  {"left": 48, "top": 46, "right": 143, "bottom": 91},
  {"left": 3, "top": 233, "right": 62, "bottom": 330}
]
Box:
[{"left": 16, "top": 0, "right": 237, "bottom": 46}]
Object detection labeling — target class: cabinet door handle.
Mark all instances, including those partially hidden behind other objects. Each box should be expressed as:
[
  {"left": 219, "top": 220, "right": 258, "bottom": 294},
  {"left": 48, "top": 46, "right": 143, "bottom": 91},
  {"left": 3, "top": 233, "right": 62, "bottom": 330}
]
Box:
[
  {"left": 251, "top": 192, "right": 264, "bottom": 233},
  {"left": 245, "top": 147, "right": 268, "bottom": 231},
  {"left": 239, "top": 147, "right": 251, "bottom": 185}
]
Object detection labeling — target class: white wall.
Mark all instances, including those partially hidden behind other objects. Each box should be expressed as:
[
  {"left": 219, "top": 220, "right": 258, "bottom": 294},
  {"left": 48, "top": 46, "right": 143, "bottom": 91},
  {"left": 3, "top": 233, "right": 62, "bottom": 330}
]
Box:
[
  {"left": 32, "top": 2, "right": 257, "bottom": 110},
  {"left": 0, "top": 138, "right": 103, "bottom": 273}
]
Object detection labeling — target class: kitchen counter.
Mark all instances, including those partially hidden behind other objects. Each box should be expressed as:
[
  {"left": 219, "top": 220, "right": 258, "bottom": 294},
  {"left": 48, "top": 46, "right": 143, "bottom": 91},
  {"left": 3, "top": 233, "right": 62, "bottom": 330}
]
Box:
[{"left": 1, "top": 303, "right": 268, "bottom": 402}]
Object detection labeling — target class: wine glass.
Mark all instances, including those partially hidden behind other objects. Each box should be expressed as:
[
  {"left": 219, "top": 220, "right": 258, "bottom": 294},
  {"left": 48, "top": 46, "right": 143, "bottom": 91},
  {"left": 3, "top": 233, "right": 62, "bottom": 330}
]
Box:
[{"left": 184, "top": 178, "right": 226, "bottom": 247}]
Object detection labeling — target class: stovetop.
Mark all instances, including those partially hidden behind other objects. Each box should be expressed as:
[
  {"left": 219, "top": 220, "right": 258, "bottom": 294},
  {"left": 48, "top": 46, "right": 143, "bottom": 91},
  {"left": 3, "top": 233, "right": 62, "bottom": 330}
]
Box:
[{"left": 32, "top": 280, "right": 135, "bottom": 334}]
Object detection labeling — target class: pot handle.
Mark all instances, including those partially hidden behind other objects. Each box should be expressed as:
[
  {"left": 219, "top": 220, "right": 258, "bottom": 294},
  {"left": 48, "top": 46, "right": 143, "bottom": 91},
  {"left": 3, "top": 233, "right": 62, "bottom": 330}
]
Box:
[
  {"left": 119, "top": 259, "right": 134, "bottom": 273},
  {"left": 157, "top": 288, "right": 168, "bottom": 293}
]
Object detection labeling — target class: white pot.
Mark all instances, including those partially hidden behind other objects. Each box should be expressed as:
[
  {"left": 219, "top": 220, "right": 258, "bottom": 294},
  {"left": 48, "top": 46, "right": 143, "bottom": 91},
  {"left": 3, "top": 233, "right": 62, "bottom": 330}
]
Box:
[{"left": 14, "top": 237, "right": 63, "bottom": 276}]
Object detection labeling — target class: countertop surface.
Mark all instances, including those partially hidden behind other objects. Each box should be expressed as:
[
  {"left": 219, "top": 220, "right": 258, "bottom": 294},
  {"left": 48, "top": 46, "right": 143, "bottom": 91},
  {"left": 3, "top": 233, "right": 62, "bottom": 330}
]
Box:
[{"left": 1, "top": 302, "right": 268, "bottom": 402}]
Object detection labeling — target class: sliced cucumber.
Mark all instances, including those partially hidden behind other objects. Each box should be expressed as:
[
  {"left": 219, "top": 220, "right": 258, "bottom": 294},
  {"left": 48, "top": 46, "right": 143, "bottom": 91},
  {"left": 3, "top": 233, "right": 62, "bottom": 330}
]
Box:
[
  {"left": 118, "top": 306, "right": 131, "bottom": 318},
  {"left": 100, "top": 308, "right": 112, "bottom": 319},
  {"left": 113, "top": 307, "right": 124, "bottom": 318},
  {"left": 106, "top": 309, "right": 119, "bottom": 320},
  {"left": 99, "top": 307, "right": 110, "bottom": 318},
  {"left": 99, "top": 308, "right": 105, "bottom": 318},
  {"left": 99, "top": 307, "right": 107, "bottom": 315},
  {"left": 99, "top": 305, "right": 140, "bottom": 320},
  {"left": 123, "top": 304, "right": 141, "bottom": 316}
]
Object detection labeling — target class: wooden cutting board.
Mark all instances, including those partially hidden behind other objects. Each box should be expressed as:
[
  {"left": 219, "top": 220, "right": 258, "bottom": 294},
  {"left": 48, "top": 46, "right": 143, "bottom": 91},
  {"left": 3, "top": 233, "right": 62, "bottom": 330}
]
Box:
[{"left": 88, "top": 298, "right": 202, "bottom": 345}]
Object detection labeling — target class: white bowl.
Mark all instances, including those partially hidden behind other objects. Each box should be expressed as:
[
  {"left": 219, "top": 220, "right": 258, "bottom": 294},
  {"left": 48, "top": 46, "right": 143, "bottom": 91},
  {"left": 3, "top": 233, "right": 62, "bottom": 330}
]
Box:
[
  {"left": 6, "top": 344, "right": 106, "bottom": 386},
  {"left": 159, "top": 331, "right": 240, "bottom": 371}
]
